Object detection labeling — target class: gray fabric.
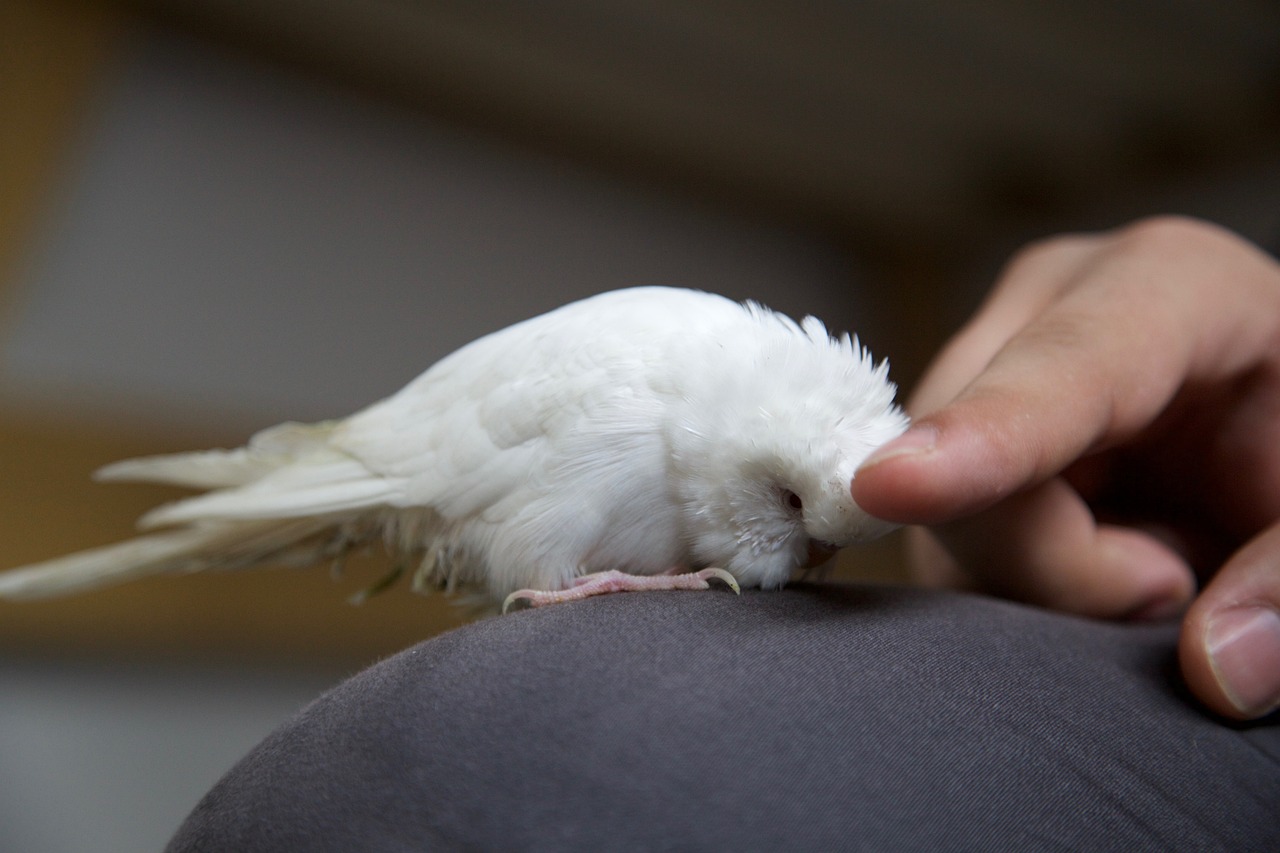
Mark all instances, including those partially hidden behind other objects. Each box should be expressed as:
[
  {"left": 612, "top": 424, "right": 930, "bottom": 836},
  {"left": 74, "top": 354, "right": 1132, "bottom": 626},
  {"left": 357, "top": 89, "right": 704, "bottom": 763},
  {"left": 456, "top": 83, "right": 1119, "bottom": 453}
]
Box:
[{"left": 167, "top": 584, "right": 1280, "bottom": 851}]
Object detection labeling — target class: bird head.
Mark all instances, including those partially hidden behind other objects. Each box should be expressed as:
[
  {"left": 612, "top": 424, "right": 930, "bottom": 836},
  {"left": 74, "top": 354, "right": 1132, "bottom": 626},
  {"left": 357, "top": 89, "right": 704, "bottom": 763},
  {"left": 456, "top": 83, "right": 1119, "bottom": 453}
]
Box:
[{"left": 666, "top": 307, "right": 909, "bottom": 589}]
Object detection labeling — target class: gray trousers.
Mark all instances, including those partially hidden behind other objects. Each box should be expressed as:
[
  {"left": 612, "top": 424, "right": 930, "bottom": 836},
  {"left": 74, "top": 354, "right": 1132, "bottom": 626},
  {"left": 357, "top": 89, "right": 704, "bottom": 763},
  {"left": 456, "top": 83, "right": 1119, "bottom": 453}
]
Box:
[{"left": 167, "top": 584, "right": 1280, "bottom": 851}]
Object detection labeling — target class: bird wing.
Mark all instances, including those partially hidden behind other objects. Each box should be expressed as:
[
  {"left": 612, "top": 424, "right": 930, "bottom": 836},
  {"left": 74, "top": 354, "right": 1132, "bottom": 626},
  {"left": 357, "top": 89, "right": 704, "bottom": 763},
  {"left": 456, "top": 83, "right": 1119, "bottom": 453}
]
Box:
[{"left": 330, "top": 287, "right": 718, "bottom": 520}]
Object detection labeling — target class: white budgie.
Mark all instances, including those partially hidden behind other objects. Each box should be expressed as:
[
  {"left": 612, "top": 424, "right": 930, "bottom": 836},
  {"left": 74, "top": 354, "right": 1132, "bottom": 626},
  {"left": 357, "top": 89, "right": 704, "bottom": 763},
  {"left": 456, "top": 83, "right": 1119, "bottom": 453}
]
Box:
[{"left": 0, "top": 287, "right": 908, "bottom": 611}]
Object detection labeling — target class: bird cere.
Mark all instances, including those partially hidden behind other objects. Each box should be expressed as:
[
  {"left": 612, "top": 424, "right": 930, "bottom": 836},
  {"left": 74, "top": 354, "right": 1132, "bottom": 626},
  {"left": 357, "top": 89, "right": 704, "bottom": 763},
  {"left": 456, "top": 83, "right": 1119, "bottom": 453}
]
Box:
[{"left": 0, "top": 287, "right": 909, "bottom": 611}]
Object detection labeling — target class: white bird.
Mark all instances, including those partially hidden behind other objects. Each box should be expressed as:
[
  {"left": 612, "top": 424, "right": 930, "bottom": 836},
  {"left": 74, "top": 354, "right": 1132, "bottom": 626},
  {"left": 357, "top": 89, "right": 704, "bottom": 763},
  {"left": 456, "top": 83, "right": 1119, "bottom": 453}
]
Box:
[{"left": 0, "top": 287, "right": 908, "bottom": 611}]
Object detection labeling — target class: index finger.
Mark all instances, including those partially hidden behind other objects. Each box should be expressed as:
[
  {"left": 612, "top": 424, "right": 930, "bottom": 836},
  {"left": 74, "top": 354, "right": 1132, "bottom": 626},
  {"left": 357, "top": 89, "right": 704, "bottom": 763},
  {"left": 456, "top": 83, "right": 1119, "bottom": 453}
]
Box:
[{"left": 853, "top": 217, "right": 1280, "bottom": 524}]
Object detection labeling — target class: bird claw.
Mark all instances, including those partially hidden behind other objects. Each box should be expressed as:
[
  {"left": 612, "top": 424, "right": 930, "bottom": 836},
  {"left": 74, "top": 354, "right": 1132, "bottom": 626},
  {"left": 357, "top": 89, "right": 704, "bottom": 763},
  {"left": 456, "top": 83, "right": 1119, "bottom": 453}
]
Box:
[
  {"left": 502, "top": 567, "right": 740, "bottom": 613},
  {"left": 502, "top": 589, "right": 533, "bottom": 613},
  {"left": 694, "top": 567, "right": 741, "bottom": 595}
]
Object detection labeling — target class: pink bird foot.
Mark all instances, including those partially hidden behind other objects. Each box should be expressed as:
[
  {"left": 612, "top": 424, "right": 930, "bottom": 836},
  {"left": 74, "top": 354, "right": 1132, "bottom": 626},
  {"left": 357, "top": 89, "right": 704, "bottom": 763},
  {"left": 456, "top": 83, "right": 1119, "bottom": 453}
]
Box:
[{"left": 502, "top": 568, "right": 740, "bottom": 613}]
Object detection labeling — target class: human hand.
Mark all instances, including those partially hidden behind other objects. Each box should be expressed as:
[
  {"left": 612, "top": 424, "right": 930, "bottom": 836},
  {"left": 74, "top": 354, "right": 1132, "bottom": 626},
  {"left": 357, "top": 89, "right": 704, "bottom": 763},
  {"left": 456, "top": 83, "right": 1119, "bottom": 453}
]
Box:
[{"left": 852, "top": 216, "right": 1280, "bottom": 720}]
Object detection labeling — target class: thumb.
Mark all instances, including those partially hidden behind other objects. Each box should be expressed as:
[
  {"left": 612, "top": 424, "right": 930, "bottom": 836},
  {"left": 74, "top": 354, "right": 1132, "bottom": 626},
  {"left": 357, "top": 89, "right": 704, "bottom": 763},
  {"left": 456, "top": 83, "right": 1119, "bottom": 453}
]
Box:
[{"left": 1180, "top": 522, "right": 1280, "bottom": 719}]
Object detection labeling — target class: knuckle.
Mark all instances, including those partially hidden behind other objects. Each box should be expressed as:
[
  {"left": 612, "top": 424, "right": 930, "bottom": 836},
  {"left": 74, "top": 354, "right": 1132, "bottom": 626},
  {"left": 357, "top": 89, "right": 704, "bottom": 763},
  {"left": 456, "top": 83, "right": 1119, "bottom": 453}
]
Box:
[
  {"left": 998, "top": 232, "right": 1099, "bottom": 288},
  {"left": 1113, "top": 214, "right": 1240, "bottom": 258}
]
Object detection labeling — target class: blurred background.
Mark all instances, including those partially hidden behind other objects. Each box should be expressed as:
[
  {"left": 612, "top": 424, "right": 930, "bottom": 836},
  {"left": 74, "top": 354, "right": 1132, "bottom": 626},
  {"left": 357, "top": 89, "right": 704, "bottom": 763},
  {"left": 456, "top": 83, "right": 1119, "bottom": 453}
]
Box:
[{"left": 2, "top": 0, "right": 1279, "bottom": 849}]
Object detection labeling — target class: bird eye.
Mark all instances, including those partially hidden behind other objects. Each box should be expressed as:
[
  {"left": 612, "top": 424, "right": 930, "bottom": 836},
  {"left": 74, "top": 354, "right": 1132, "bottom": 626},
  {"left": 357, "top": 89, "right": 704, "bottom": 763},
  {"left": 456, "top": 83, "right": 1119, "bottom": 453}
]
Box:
[{"left": 783, "top": 490, "right": 803, "bottom": 512}]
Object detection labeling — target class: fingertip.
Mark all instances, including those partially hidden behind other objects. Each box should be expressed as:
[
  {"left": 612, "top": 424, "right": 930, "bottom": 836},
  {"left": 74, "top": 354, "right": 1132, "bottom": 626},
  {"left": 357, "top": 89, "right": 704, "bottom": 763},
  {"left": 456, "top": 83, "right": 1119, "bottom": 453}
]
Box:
[
  {"left": 1180, "top": 523, "right": 1280, "bottom": 719},
  {"left": 1023, "top": 524, "right": 1195, "bottom": 620},
  {"left": 851, "top": 412, "right": 1034, "bottom": 524},
  {"left": 1183, "top": 606, "right": 1280, "bottom": 720},
  {"left": 1094, "top": 528, "right": 1196, "bottom": 622},
  {"left": 857, "top": 424, "right": 939, "bottom": 471},
  {"left": 851, "top": 425, "right": 941, "bottom": 523}
]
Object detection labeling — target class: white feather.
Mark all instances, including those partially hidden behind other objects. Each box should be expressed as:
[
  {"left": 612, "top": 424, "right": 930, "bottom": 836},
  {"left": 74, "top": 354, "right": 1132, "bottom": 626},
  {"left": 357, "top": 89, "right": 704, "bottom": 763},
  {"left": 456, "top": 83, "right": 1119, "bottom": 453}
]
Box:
[
  {"left": 96, "top": 421, "right": 339, "bottom": 489},
  {"left": 0, "top": 287, "right": 908, "bottom": 604},
  {"left": 0, "top": 518, "right": 341, "bottom": 599}
]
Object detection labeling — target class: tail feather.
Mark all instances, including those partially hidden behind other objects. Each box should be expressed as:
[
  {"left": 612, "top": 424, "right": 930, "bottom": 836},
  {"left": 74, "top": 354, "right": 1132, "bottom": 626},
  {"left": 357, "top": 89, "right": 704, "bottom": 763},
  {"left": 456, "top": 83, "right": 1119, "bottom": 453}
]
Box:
[
  {"left": 96, "top": 420, "right": 340, "bottom": 490},
  {"left": 0, "top": 420, "right": 404, "bottom": 601},
  {"left": 97, "top": 449, "right": 268, "bottom": 490},
  {"left": 0, "top": 518, "right": 345, "bottom": 600},
  {"left": 137, "top": 460, "right": 400, "bottom": 529}
]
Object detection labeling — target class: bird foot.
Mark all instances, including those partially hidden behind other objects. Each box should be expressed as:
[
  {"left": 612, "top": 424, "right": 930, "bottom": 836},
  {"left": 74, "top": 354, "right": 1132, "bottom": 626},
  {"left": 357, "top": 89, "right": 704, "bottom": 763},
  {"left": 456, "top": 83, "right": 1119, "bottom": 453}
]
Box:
[{"left": 502, "top": 567, "right": 740, "bottom": 613}]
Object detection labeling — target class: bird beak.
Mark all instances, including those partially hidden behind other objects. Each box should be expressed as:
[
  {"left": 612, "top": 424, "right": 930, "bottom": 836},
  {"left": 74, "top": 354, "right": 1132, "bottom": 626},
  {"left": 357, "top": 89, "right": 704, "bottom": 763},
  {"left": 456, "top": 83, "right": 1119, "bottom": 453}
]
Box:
[{"left": 804, "top": 539, "right": 839, "bottom": 567}]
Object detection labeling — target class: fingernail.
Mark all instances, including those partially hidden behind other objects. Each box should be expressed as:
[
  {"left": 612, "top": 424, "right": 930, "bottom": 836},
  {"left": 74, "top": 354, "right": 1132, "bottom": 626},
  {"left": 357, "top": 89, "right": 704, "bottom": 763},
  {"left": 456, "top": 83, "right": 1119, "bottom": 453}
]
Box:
[
  {"left": 1205, "top": 606, "right": 1280, "bottom": 716},
  {"left": 858, "top": 424, "right": 938, "bottom": 471}
]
